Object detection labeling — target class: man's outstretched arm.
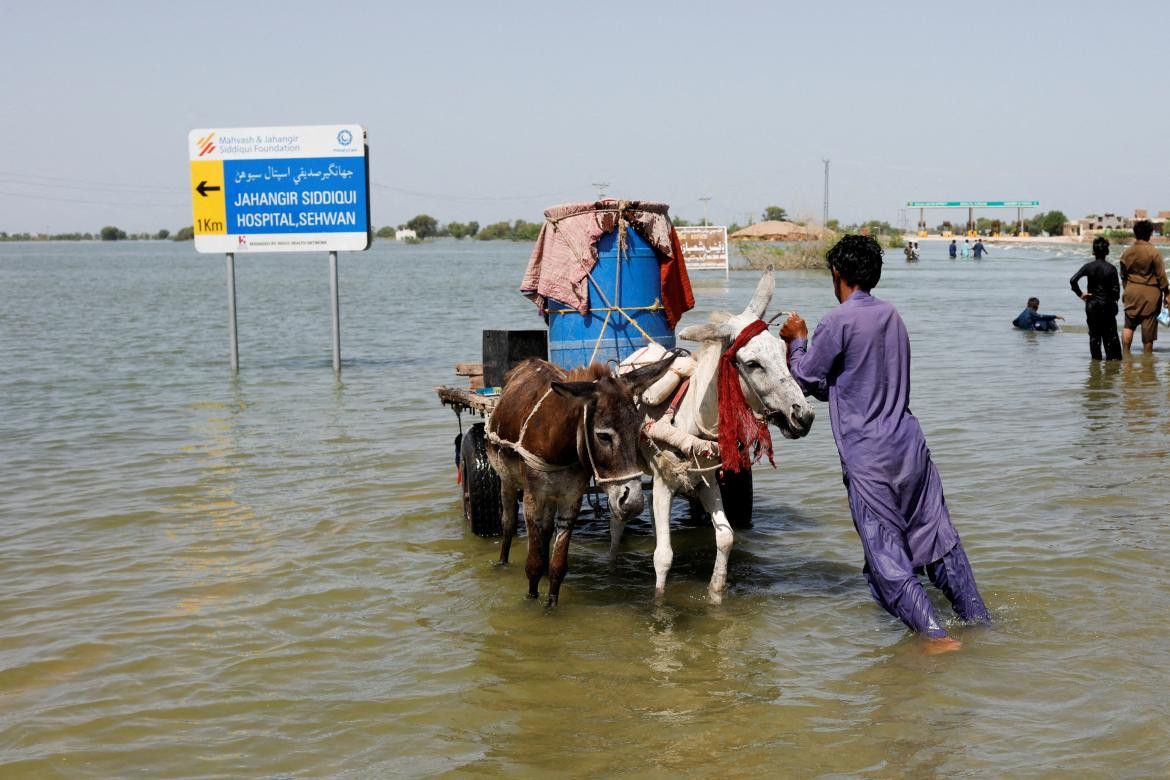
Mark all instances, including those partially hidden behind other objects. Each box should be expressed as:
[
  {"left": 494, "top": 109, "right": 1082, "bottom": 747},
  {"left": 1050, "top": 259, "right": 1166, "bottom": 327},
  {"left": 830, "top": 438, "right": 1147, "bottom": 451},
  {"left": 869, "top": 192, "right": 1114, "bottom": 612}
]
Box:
[{"left": 780, "top": 313, "right": 841, "bottom": 402}]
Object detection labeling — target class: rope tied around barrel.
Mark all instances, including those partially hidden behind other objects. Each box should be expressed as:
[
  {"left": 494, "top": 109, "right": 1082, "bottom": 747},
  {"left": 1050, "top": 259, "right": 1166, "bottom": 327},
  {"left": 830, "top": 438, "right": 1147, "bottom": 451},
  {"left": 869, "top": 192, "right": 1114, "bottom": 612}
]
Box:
[{"left": 546, "top": 201, "right": 664, "bottom": 364}]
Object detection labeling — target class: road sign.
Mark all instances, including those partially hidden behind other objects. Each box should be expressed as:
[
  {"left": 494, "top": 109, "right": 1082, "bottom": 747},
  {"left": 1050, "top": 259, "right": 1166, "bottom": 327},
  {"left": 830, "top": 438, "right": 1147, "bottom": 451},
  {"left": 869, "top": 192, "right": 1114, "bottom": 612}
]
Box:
[
  {"left": 906, "top": 200, "right": 1039, "bottom": 208},
  {"left": 188, "top": 124, "right": 370, "bottom": 253},
  {"left": 676, "top": 226, "right": 729, "bottom": 278}
]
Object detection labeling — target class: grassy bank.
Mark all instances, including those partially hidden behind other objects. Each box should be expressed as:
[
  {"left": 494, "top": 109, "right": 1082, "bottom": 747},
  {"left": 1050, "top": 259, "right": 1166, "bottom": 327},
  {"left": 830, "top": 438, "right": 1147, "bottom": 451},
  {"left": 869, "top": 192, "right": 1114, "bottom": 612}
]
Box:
[
  {"left": 735, "top": 238, "right": 834, "bottom": 271},
  {"left": 733, "top": 230, "right": 913, "bottom": 271}
]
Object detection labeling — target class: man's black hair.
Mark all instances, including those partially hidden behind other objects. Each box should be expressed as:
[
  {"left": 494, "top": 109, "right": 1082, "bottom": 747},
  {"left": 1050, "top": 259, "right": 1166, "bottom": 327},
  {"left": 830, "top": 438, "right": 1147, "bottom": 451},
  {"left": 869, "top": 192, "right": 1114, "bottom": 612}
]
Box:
[
  {"left": 826, "top": 234, "right": 883, "bottom": 290},
  {"left": 1133, "top": 220, "right": 1153, "bottom": 241},
  {"left": 1092, "top": 236, "right": 1110, "bottom": 258},
  {"left": 1027, "top": 297, "right": 1040, "bottom": 308}
]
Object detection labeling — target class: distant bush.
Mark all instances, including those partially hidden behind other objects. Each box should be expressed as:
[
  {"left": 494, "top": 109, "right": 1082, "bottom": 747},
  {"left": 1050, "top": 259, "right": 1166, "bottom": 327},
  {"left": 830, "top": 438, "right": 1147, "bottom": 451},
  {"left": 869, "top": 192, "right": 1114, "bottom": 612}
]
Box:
[
  {"left": 735, "top": 238, "right": 835, "bottom": 271},
  {"left": 476, "top": 221, "right": 512, "bottom": 240},
  {"left": 473, "top": 220, "right": 536, "bottom": 241},
  {"left": 172, "top": 226, "right": 194, "bottom": 241},
  {"left": 511, "top": 219, "right": 541, "bottom": 241}
]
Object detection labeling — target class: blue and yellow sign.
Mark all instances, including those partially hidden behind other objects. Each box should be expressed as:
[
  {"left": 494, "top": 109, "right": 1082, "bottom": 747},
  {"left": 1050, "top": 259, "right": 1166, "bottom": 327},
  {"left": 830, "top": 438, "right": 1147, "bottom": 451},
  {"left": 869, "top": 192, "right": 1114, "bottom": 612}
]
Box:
[{"left": 188, "top": 125, "right": 369, "bottom": 253}]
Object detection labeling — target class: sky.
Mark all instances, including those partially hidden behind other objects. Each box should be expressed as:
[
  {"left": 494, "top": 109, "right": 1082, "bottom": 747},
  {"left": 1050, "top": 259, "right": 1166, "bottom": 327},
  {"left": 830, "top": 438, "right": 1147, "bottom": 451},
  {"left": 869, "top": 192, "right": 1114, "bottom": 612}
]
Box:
[{"left": 0, "top": 0, "right": 1166, "bottom": 233}]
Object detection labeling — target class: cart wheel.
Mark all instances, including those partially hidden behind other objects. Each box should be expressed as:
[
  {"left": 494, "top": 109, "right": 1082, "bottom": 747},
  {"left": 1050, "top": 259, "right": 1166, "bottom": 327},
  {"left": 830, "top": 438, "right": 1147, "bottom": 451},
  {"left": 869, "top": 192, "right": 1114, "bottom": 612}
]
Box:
[
  {"left": 686, "top": 494, "right": 706, "bottom": 525},
  {"left": 685, "top": 467, "right": 753, "bottom": 529},
  {"left": 719, "top": 467, "right": 753, "bottom": 529},
  {"left": 460, "top": 423, "right": 502, "bottom": 537}
]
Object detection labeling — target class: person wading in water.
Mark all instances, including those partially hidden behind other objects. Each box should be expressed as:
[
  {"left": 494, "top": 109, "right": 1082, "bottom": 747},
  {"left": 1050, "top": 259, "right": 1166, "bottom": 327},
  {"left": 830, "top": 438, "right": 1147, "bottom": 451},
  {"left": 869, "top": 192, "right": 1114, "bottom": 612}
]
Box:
[
  {"left": 779, "top": 235, "right": 991, "bottom": 654},
  {"left": 1070, "top": 236, "right": 1122, "bottom": 360},
  {"left": 1119, "top": 219, "right": 1169, "bottom": 354}
]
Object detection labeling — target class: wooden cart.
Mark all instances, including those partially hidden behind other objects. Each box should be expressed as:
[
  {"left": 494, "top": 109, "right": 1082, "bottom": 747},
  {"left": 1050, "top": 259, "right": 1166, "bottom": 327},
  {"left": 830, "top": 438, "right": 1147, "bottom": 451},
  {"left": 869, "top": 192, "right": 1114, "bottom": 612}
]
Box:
[{"left": 436, "top": 362, "right": 754, "bottom": 538}]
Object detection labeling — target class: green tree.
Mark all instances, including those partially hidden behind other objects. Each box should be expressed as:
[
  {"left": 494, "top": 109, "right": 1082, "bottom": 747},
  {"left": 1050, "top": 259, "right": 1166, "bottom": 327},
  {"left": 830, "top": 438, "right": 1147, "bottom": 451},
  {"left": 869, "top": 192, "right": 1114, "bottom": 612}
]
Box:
[
  {"left": 762, "top": 206, "right": 788, "bottom": 222},
  {"left": 406, "top": 214, "right": 438, "bottom": 239},
  {"left": 466, "top": 221, "right": 479, "bottom": 238},
  {"left": 154, "top": 228, "right": 170, "bottom": 240},
  {"left": 1041, "top": 210, "right": 1068, "bottom": 236},
  {"left": 727, "top": 222, "right": 742, "bottom": 235},
  {"left": 1025, "top": 212, "right": 1045, "bottom": 235},
  {"left": 99, "top": 225, "right": 126, "bottom": 241},
  {"left": 510, "top": 219, "right": 541, "bottom": 241},
  {"left": 376, "top": 225, "right": 396, "bottom": 239},
  {"left": 172, "top": 226, "right": 194, "bottom": 241},
  {"left": 446, "top": 221, "right": 469, "bottom": 239},
  {"left": 476, "top": 221, "right": 512, "bottom": 240},
  {"left": 671, "top": 216, "right": 691, "bottom": 227},
  {"left": 826, "top": 218, "right": 840, "bottom": 232},
  {"left": 859, "top": 219, "right": 894, "bottom": 235}
]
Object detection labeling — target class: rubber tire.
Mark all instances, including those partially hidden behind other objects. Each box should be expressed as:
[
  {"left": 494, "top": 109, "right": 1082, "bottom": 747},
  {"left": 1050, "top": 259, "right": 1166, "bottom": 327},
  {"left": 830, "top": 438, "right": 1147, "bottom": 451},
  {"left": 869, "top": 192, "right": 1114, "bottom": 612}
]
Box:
[
  {"left": 687, "top": 468, "right": 754, "bottom": 529},
  {"left": 718, "top": 467, "right": 753, "bottom": 530},
  {"left": 461, "top": 423, "right": 503, "bottom": 537}
]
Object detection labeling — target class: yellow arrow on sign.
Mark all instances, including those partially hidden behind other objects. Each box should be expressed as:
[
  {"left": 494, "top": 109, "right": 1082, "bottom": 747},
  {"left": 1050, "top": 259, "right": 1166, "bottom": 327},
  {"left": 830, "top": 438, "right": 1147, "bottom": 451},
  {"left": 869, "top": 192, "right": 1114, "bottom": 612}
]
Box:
[{"left": 190, "top": 160, "right": 226, "bottom": 234}]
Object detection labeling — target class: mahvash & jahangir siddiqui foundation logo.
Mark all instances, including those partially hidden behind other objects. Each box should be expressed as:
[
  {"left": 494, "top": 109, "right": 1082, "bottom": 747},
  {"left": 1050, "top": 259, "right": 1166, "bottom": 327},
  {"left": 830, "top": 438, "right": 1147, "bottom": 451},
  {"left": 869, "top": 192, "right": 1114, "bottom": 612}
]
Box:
[{"left": 195, "top": 132, "right": 216, "bottom": 157}]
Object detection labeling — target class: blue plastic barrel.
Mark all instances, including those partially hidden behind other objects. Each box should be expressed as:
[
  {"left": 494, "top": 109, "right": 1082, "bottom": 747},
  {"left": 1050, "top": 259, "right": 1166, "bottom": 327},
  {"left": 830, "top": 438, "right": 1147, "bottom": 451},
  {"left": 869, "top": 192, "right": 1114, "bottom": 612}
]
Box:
[{"left": 547, "top": 227, "right": 676, "bottom": 369}]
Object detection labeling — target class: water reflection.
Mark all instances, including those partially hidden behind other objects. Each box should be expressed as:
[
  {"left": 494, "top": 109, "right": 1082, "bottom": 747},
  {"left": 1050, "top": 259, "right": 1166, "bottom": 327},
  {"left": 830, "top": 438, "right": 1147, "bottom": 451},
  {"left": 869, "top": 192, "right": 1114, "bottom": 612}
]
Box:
[
  {"left": 1119, "top": 355, "right": 1164, "bottom": 440},
  {"left": 5, "top": 242, "right": 1170, "bottom": 776},
  {"left": 1080, "top": 359, "right": 1121, "bottom": 441}
]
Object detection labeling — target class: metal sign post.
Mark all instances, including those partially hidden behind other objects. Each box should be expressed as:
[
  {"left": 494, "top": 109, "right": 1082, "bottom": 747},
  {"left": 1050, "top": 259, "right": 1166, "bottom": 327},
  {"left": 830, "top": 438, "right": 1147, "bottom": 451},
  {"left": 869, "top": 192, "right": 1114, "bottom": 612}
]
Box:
[
  {"left": 329, "top": 251, "right": 341, "bottom": 374},
  {"left": 226, "top": 252, "right": 239, "bottom": 372},
  {"left": 188, "top": 124, "right": 371, "bottom": 372}
]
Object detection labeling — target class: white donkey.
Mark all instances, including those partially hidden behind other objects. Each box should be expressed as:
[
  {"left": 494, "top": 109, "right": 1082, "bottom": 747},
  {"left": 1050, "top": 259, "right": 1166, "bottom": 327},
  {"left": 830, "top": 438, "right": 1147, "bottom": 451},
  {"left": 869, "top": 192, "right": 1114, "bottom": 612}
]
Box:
[{"left": 631, "top": 271, "right": 815, "bottom": 603}]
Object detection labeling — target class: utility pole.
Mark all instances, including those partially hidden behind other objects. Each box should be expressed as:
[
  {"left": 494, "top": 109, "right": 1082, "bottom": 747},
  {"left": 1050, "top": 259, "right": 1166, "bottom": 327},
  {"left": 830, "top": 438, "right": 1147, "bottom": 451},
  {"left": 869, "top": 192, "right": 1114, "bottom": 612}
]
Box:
[
  {"left": 591, "top": 181, "right": 610, "bottom": 200},
  {"left": 699, "top": 195, "right": 712, "bottom": 226},
  {"left": 822, "top": 158, "right": 830, "bottom": 227}
]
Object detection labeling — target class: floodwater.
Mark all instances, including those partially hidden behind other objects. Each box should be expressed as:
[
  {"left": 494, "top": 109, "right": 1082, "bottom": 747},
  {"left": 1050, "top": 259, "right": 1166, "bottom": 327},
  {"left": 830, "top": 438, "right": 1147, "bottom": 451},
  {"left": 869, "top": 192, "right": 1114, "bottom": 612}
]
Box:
[{"left": 2, "top": 238, "right": 1168, "bottom": 778}]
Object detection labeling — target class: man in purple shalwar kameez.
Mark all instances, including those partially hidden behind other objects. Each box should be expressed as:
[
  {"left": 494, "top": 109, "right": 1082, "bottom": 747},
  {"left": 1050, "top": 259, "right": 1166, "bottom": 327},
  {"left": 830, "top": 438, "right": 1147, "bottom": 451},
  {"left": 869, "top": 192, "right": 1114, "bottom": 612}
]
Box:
[{"left": 779, "top": 235, "right": 990, "bottom": 652}]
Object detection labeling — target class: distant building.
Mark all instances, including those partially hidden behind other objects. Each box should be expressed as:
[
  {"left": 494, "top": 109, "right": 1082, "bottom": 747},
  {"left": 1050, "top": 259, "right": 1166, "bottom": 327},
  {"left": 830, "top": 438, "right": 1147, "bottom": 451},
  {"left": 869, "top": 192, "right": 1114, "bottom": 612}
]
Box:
[
  {"left": 395, "top": 228, "right": 417, "bottom": 241},
  {"left": 1064, "top": 209, "right": 1168, "bottom": 240}
]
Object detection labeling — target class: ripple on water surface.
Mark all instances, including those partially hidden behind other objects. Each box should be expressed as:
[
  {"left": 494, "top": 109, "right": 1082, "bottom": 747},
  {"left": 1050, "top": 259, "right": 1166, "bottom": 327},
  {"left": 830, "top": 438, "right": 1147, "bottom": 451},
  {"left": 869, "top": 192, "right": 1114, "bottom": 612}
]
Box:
[{"left": 1, "top": 240, "right": 1169, "bottom": 777}]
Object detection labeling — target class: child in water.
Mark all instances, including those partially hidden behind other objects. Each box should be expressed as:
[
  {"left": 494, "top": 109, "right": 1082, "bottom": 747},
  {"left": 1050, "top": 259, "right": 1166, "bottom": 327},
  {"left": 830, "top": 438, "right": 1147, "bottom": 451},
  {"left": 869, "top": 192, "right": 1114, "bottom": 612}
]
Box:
[{"left": 1012, "top": 297, "right": 1063, "bottom": 331}]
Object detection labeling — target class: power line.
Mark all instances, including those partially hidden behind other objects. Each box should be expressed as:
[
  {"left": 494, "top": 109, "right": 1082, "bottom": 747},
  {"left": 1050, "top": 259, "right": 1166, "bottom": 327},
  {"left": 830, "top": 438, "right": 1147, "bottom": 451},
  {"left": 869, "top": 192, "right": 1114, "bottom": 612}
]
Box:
[
  {"left": 0, "top": 170, "right": 183, "bottom": 194},
  {"left": 369, "top": 181, "right": 573, "bottom": 203},
  {"left": 0, "top": 169, "right": 577, "bottom": 204},
  {"left": 0, "top": 189, "right": 186, "bottom": 208}
]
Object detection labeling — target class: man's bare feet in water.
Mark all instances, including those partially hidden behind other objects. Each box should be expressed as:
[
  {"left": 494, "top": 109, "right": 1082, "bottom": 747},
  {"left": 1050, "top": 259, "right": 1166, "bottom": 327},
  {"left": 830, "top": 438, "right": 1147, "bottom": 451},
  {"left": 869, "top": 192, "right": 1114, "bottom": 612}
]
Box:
[{"left": 924, "top": 636, "right": 963, "bottom": 655}]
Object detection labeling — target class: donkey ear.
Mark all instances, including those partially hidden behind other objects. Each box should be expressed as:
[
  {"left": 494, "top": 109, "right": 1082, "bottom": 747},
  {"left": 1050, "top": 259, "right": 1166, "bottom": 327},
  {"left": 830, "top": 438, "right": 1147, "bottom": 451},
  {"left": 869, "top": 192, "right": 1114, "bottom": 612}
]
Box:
[
  {"left": 551, "top": 380, "right": 599, "bottom": 403},
  {"left": 621, "top": 352, "right": 678, "bottom": 396},
  {"left": 742, "top": 270, "right": 774, "bottom": 319},
  {"left": 678, "top": 322, "right": 733, "bottom": 342}
]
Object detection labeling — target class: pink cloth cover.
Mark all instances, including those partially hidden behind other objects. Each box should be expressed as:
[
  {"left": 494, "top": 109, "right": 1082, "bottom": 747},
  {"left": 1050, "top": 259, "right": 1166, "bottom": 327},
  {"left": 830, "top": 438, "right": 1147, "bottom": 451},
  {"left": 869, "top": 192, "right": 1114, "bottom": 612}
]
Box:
[{"left": 520, "top": 200, "right": 694, "bottom": 328}]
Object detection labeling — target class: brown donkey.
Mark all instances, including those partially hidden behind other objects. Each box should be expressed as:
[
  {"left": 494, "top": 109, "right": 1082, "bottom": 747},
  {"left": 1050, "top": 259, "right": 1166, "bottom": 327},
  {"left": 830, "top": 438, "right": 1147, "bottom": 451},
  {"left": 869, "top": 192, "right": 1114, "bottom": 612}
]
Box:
[{"left": 486, "top": 356, "right": 673, "bottom": 605}]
